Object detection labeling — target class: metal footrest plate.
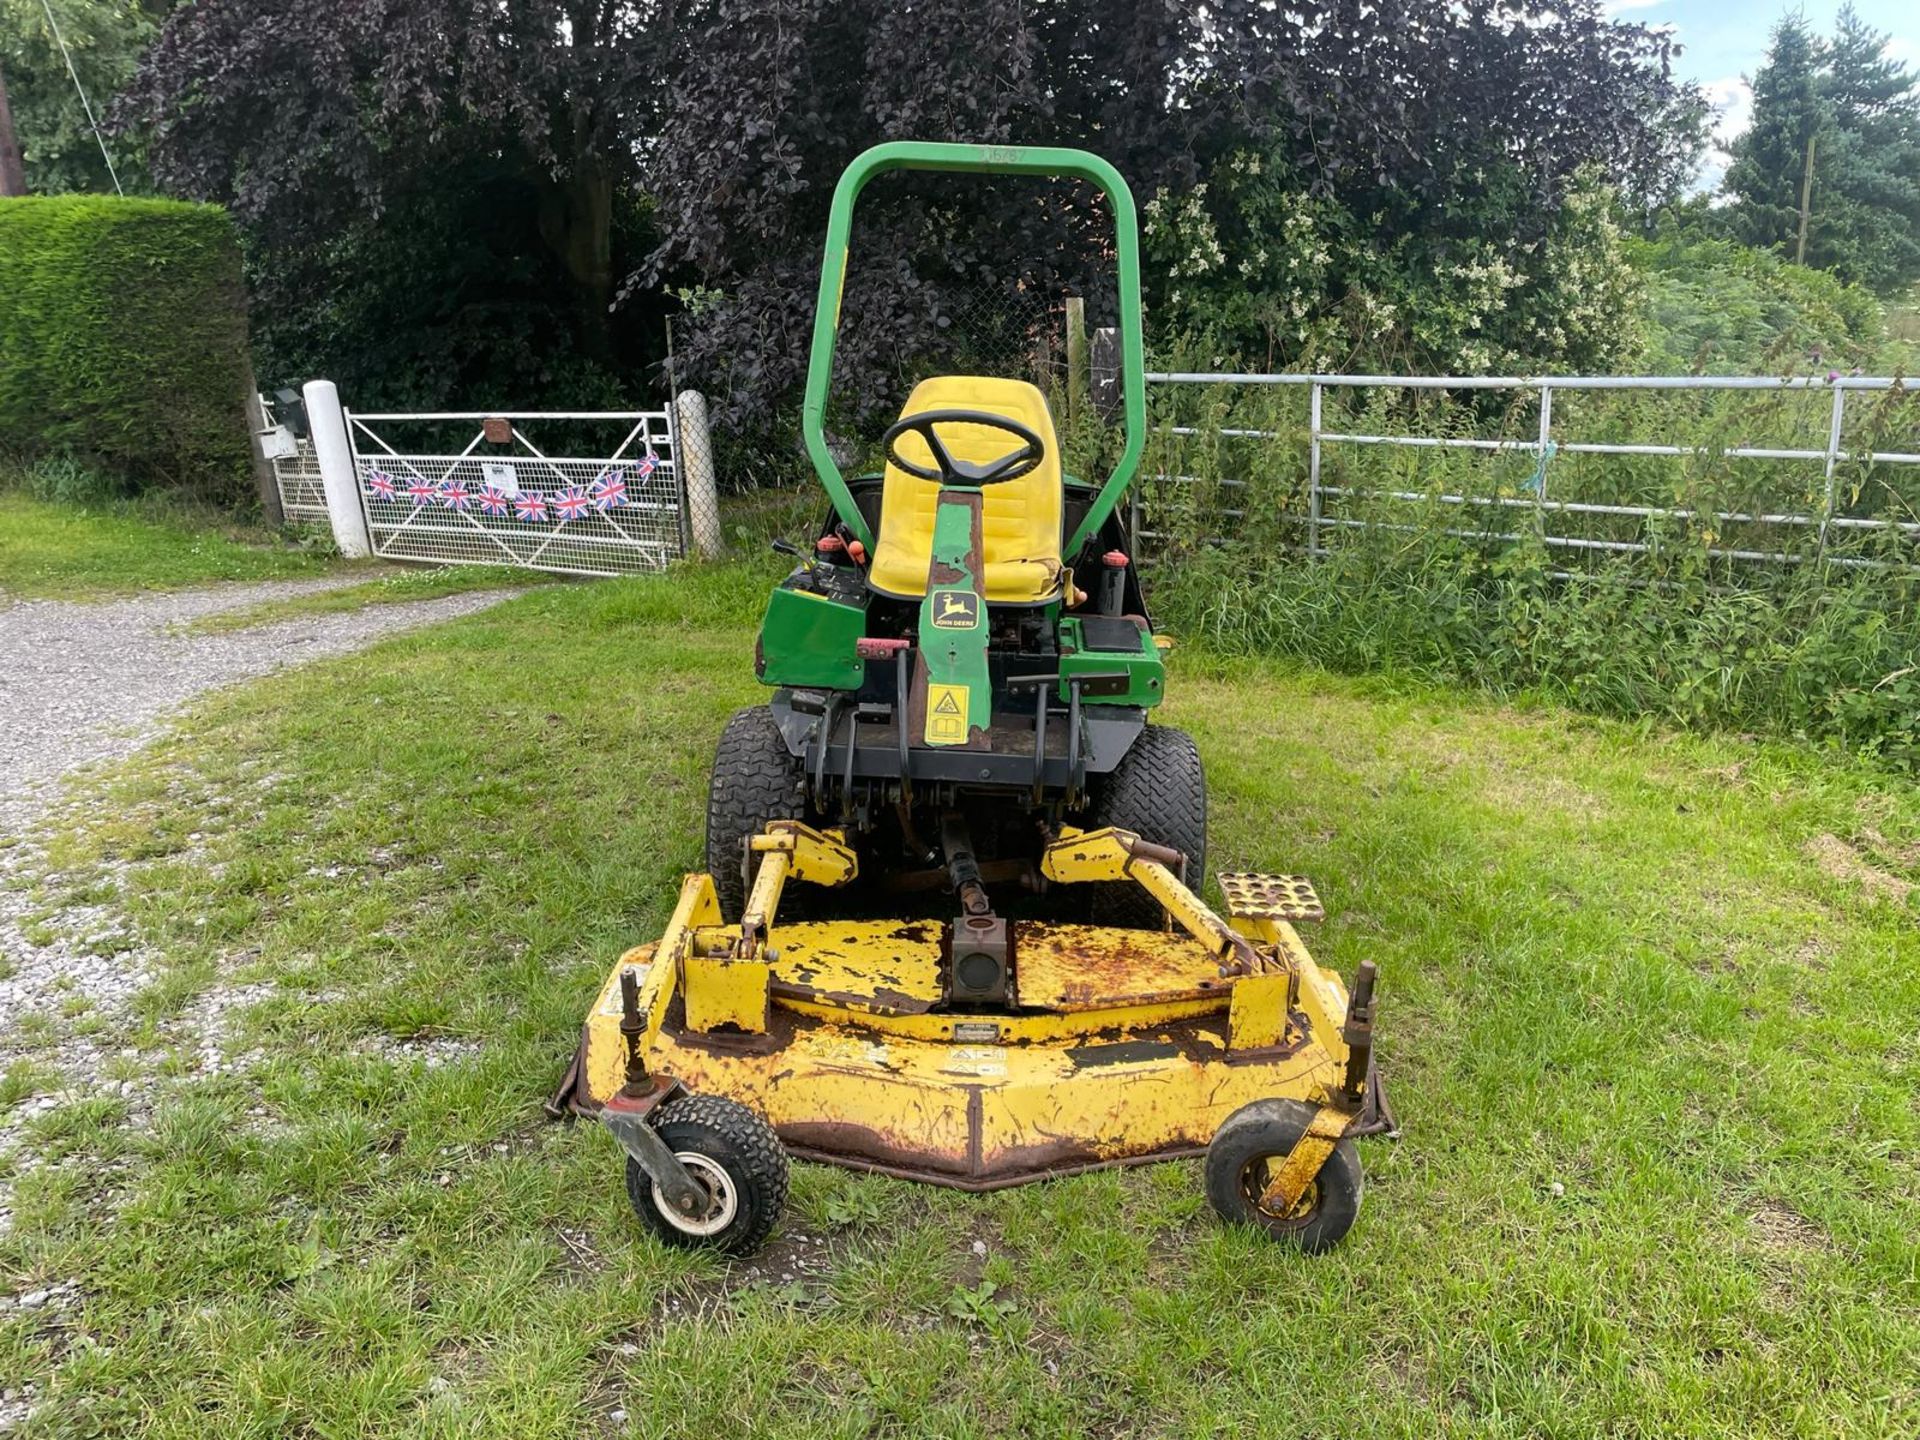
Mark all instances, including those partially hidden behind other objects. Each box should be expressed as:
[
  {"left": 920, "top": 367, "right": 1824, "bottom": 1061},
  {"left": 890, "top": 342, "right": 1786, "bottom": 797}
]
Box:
[{"left": 1218, "top": 872, "right": 1324, "bottom": 924}]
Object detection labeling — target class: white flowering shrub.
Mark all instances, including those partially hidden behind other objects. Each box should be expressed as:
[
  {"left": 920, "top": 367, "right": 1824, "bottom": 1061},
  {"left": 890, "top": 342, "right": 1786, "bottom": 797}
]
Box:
[{"left": 1143, "top": 150, "right": 1644, "bottom": 375}]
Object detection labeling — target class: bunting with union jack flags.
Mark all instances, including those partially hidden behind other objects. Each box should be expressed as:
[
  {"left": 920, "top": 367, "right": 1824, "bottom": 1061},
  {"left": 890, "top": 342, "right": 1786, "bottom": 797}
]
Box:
[
  {"left": 437, "top": 480, "right": 472, "bottom": 511},
  {"left": 513, "top": 491, "right": 550, "bottom": 522},
  {"left": 590, "top": 468, "right": 628, "bottom": 511},
  {"left": 477, "top": 485, "right": 513, "bottom": 518},
  {"left": 364, "top": 469, "right": 398, "bottom": 501},
  {"left": 406, "top": 476, "right": 439, "bottom": 506},
  {"left": 551, "top": 484, "right": 592, "bottom": 521}
]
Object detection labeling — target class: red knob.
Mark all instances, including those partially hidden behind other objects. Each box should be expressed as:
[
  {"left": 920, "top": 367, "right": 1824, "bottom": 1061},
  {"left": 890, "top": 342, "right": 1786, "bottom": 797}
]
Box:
[{"left": 1102, "top": 550, "right": 1129, "bottom": 569}]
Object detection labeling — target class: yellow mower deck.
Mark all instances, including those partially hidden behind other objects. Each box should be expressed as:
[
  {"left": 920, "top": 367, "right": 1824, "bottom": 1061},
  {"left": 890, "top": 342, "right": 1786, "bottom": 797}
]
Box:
[{"left": 558, "top": 823, "right": 1390, "bottom": 1189}]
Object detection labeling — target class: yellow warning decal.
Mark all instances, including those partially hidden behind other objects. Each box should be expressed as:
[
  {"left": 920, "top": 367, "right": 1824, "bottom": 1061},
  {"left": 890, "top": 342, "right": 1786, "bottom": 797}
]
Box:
[{"left": 925, "top": 683, "right": 969, "bottom": 746}]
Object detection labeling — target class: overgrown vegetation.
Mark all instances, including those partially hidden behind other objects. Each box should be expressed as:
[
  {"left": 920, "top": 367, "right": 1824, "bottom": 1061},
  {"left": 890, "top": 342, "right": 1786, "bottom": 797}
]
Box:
[
  {"left": 3, "top": 570, "right": 1915, "bottom": 1435},
  {"left": 1633, "top": 225, "right": 1900, "bottom": 373},
  {"left": 1141, "top": 379, "right": 1920, "bottom": 772},
  {"left": 0, "top": 196, "right": 253, "bottom": 497},
  {"left": 1145, "top": 158, "right": 1646, "bottom": 378}
]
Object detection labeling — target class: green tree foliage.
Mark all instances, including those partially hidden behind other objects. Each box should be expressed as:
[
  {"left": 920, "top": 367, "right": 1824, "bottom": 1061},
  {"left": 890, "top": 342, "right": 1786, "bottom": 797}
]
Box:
[
  {"left": 0, "top": 196, "right": 253, "bottom": 494},
  {"left": 1635, "top": 227, "right": 1891, "bottom": 373},
  {"left": 1724, "top": 7, "right": 1920, "bottom": 294},
  {"left": 120, "top": 0, "right": 1709, "bottom": 415},
  {"left": 0, "top": 0, "right": 152, "bottom": 195}
]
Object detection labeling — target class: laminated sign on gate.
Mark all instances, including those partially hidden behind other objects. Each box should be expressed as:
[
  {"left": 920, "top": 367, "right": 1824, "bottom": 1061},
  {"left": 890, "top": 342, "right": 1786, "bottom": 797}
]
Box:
[{"left": 480, "top": 461, "right": 521, "bottom": 496}]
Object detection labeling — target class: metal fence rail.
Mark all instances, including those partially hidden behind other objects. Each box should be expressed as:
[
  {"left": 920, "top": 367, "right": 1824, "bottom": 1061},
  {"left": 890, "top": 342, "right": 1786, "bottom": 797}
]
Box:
[
  {"left": 347, "top": 409, "right": 687, "bottom": 577},
  {"left": 1143, "top": 372, "right": 1920, "bottom": 571}
]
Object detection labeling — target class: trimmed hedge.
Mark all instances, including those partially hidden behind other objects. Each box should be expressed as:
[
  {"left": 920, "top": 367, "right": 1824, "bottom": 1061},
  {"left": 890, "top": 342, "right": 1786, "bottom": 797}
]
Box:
[{"left": 0, "top": 196, "right": 253, "bottom": 495}]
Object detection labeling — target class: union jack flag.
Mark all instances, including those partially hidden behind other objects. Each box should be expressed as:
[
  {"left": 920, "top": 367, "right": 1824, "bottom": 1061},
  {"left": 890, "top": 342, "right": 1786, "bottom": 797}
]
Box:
[
  {"left": 477, "top": 485, "right": 513, "bottom": 517},
  {"left": 551, "top": 484, "right": 592, "bottom": 521},
  {"left": 438, "top": 480, "right": 472, "bottom": 511},
  {"left": 513, "top": 491, "right": 550, "bottom": 522},
  {"left": 590, "top": 468, "right": 628, "bottom": 510},
  {"left": 634, "top": 449, "right": 658, "bottom": 479},
  {"left": 364, "top": 469, "right": 398, "bottom": 501},
  {"left": 406, "top": 476, "right": 439, "bottom": 505}
]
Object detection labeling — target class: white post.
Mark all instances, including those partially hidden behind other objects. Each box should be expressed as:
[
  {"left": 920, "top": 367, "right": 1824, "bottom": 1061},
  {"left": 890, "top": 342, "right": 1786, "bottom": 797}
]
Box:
[
  {"left": 1817, "top": 384, "right": 1846, "bottom": 562},
  {"left": 674, "top": 389, "right": 724, "bottom": 559},
  {"left": 303, "top": 379, "right": 371, "bottom": 558}
]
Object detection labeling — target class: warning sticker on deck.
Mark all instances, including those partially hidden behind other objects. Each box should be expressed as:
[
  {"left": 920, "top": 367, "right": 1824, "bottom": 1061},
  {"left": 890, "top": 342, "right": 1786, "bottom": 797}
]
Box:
[
  {"left": 942, "top": 1046, "right": 1007, "bottom": 1077},
  {"left": 925, "top": 684, "right": 969, "bottom": 745}
]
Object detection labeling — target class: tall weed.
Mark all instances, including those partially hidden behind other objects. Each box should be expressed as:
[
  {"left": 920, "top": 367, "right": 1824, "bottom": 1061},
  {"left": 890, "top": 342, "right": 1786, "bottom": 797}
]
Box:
[{"left": 1145, "top": 377, "right": 1920, "bottom": 770}]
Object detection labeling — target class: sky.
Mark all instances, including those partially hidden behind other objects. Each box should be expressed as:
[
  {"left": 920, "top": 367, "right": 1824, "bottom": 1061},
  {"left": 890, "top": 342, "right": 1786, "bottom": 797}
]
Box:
[{"left": 1605, "top": 1, "right": 1920, "bottom": 191}]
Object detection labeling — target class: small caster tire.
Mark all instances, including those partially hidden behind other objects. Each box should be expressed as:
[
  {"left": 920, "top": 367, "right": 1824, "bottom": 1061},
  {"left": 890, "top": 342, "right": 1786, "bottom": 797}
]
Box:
[
  {"left": 1204, "top": 1098, "right": 1362, "bottom": 1253},
  {"left": 625, "top": 1094, "right": 789, "bottom": 1256}
]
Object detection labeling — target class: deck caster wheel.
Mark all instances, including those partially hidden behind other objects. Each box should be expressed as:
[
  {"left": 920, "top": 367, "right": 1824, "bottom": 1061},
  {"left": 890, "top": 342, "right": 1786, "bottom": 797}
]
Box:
[
  {"left": 624, "top": 1095, "right": 790, "bottom": 1256},
  {"left": 1204, "top": 1099, "right": 1362, "bottom": 1253}
]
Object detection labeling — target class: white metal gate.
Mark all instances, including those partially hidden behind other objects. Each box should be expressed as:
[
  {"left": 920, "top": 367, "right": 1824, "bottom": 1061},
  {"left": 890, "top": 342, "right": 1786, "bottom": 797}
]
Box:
[
  {"left": 256, "top": 392, "right": 329, "bottom": 530},
  {"left": 347, "top": 409, "right": 687, "bottom": 576}
]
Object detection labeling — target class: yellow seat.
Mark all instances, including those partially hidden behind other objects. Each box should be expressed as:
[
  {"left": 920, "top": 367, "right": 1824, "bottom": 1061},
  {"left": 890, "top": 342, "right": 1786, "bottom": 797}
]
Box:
[{"left": 867, "top": 376, "right": 1064, "bottom": 603}]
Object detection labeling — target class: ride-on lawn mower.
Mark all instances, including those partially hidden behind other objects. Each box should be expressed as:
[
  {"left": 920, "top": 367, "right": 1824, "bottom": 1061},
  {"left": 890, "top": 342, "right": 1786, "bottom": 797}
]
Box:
[{"left": 551, "top": 141, "right": 1393, "bottom": 1254}]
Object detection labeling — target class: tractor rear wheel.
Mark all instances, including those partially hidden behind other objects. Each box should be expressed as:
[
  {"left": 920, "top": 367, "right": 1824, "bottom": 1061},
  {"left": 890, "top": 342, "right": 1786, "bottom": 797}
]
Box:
[
  {"left": 706, "top": 706, "right": 811, "bottom": 920},
  {"left": 1081, "top": 724, "right": 1207, "bottom": 928}
]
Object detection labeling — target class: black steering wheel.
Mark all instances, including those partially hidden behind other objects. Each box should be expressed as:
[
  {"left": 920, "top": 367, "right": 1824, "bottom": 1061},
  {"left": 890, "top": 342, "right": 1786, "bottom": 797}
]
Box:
[{"left": 882, "top": 409, "right": 1046, "bottom": 487}]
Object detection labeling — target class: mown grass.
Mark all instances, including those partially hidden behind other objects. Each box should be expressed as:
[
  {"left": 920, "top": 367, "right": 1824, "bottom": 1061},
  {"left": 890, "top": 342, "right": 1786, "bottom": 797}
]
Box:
[
  {"left": 0, "top": 490, "right": 328, "bottom": 599},
  {"left": 3, "top": 561, "right": 1918, "bottom": 1437},
  {"left": 174, "top": 566, "right": 548, "bottom": 634}
]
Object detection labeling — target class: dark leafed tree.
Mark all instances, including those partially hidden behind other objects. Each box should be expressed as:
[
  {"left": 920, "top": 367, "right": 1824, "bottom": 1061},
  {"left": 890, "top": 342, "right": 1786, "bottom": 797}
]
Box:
[
  {"left": 122, "top": 0, "right": 669, "bottom": 388},
  {"left": 643, "top": 0, "right": 1706, "bottom": 431}
]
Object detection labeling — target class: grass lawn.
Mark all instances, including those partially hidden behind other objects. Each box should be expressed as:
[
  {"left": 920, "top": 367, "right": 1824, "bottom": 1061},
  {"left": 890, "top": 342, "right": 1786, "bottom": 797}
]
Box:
[
  {"left": 4, "top": 561, "right": 1917, "bottom": 1437},
  {"left": 173, "top": 567, "right": 553, "bottom": 634},
  {"left": 0, "top": 491, "right": 327, "bottom": 598}
]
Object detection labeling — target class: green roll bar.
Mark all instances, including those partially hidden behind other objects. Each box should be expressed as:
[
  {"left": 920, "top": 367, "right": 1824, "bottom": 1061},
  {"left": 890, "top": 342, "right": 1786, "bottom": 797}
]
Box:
[{"left": 801, "top": 141, "right": 1147, "bottom": 558}]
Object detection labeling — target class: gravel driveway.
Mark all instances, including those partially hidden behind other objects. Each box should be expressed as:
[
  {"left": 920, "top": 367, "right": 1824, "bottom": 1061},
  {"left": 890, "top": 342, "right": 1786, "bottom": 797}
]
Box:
[
  {"left": 0, "top": 576, "right": 524, "bottom": 1412},
  {"left": 0, "top": 577, "right": 521, "bottom": 1223},
  {"left": 0, "top": 576, "right": 518, "bottom": 837}
]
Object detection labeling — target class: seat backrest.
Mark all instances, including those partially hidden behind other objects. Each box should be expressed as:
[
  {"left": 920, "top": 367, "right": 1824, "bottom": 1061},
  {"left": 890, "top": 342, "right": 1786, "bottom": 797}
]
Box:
[{"left": 869, "top": 376, "right": 1064, "bottom": 602}]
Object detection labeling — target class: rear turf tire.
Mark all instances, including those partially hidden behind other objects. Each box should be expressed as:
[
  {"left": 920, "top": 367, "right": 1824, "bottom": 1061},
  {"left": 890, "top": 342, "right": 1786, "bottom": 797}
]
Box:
[
  {"left": 706, "top": 706, "right": 810, "bottom": 920},
  {"left": 1081, "top": 724, "right": 1207, "bottom": 928}
]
